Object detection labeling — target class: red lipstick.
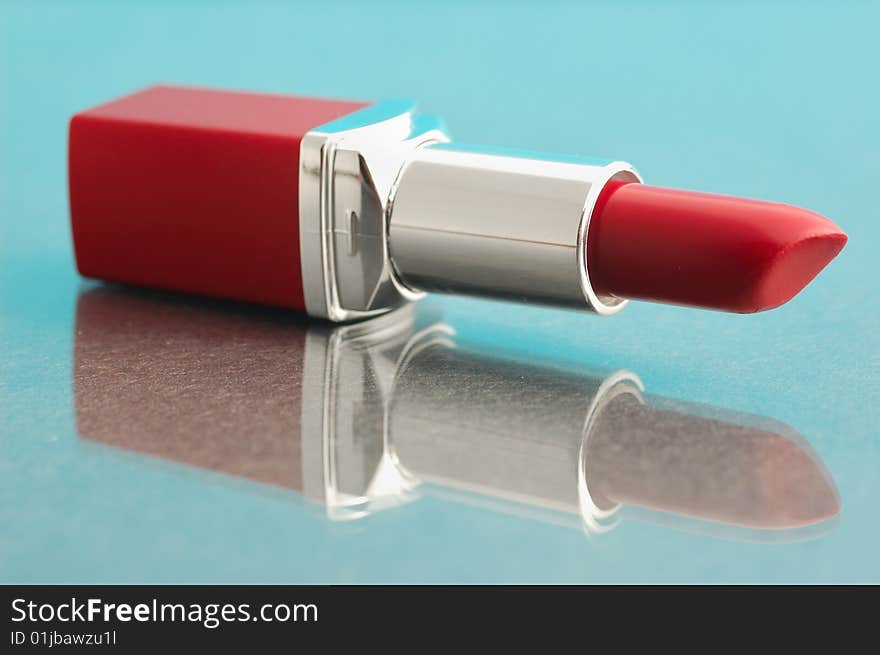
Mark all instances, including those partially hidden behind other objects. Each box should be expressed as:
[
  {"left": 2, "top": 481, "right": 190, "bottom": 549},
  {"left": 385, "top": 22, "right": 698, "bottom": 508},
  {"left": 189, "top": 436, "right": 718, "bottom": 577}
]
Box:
[{"left": 68, "top": 85, "right": 847, "bottom": 321}]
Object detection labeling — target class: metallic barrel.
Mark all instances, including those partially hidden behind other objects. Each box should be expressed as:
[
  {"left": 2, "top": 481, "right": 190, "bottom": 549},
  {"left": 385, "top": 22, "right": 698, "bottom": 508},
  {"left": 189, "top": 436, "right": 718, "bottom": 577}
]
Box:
[{"left": 388, "top": 144, "right": 641, "bottom": 314}]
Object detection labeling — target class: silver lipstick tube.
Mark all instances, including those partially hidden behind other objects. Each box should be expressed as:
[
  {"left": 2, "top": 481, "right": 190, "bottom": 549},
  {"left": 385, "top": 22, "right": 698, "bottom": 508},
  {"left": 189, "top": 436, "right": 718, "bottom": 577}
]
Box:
[{"left": 299, "top": 101, "right": 641, "bottom": 321}]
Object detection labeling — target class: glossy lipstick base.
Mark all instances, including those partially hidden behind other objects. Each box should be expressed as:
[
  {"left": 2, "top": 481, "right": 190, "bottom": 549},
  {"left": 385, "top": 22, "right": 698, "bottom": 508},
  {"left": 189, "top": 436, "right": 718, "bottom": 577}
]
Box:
[{"left": 69, "top": 86, "right": 367, "bottom": 310}]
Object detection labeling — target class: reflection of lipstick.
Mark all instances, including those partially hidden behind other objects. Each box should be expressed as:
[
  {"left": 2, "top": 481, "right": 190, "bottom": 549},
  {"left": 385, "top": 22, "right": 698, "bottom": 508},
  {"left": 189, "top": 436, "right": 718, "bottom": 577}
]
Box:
[
  {"left": 74, "top": 288, "right": 840, "bottom": 540},
  {"left": 69, "top": 86, "right": 846, "bottom": 321},
  {"left": 390, "top": 335, "right": 839, "bottom": 535}
]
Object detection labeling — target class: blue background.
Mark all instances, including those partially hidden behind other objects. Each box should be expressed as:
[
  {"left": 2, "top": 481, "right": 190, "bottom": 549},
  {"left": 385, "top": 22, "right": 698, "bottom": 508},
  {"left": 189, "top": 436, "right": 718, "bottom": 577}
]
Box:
[{"left": 1, "top": 1, "right": 878, "bottom": 582}]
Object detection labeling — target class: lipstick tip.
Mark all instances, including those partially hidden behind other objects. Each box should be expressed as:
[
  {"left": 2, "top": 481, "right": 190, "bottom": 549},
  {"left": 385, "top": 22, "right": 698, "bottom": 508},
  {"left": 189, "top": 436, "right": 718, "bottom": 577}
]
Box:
[
  {"left": 757, "top": 431, "right": 842, "bottom": 528},
  {"left": 737, "top": 219, "right": 847, "bottom": 313}
]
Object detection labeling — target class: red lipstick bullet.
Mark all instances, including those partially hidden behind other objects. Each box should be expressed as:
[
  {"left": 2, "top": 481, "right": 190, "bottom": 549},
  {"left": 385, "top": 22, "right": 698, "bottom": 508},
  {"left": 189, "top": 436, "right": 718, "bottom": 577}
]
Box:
[
  {"left": 588, "top": 181, "right": 848, "bottom": 313},
  {"left": 69, "top": 85, "right": 847, "bottom": 320}
]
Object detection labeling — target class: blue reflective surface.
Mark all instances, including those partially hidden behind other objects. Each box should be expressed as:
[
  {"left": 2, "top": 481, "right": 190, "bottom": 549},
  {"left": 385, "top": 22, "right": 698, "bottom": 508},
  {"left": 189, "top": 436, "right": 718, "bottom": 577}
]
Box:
[{"left": 1, "top": 1, "right": 878, "bottom": 583}]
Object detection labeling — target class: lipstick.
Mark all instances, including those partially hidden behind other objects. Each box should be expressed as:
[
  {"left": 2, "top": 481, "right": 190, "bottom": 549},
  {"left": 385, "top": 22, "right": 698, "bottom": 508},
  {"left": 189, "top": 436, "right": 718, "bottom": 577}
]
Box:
[
  {"left": 74, "top": 287, "right": 840, "bottom": 540},
  {"left": 69, "top": 85, "right": 847, "bottom": 320}
]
